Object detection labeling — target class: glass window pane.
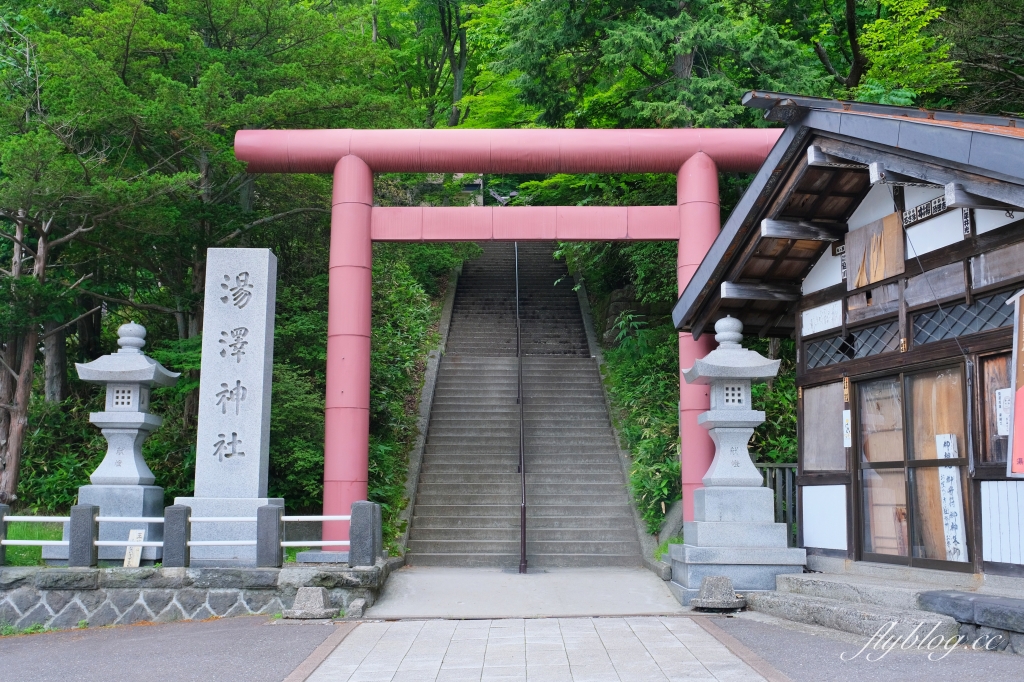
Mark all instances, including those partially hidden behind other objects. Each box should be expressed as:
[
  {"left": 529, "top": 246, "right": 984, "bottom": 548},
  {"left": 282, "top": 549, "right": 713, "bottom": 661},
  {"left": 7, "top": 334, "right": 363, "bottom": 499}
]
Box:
[
  {"left": 862, "top": 468, "right": 909, "bottom": 556},
  {"left": 981, "top": 354, "right": 1011, "bottom": 465},
  {"left": 907, "top": 367, "right": 965, "bottom": 461},
  {"left": 858, "top": 377, "right": 904, "bottom": 463},
  {"left": 803, "top": 383, "right": 847, "bottom": 471},
  {"left": 910, "top": 467, "right": 970, "bottom": 563}
]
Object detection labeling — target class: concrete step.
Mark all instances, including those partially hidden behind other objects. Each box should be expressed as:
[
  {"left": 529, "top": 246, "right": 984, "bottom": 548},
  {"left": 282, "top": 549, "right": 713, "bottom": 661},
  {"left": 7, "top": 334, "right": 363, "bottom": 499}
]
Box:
[
  {"left": 776, "top": 573, "right": 936, "bottom": 612},
  {"left": 527, "top": 554, "right": 643, "bottom": 568},
  {"left": 403, "top": 553, "right": 519, "bottom": 568},
  {"left": 745, "top": 591, "right": 960, "bottom": 640}
]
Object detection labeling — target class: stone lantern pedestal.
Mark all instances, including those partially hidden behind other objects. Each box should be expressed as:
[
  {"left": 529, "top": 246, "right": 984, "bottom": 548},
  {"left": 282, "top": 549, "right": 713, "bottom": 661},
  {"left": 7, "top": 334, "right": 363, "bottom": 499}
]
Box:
[
  {"left": 668, "top": 317, "right": 805, "bottom": 605},
  {"left": 44, "top": 323, "right": 179, "bottom": 564}
]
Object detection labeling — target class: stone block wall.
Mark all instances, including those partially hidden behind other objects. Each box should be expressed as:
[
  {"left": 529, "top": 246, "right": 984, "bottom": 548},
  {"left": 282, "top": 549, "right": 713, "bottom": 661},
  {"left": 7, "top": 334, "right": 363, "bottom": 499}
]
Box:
[{"left": 0, "top": 560, "right": 396, "bottom": 631}]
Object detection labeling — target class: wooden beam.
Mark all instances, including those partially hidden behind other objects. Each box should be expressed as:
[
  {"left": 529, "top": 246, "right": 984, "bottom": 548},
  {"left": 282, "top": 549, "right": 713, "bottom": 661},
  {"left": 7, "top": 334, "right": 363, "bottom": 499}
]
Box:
[
  {"left": 720, "top": 282, "right": 802, "bottom": 301},
  {"left": 807, "top": 145, "right": 866, "bottom": 169},
  {"left": 868, "top": 162, "right": 940, "bottom": 188},
  {"left": 945, "top": 183, "right": 1022, "bottom": 210},
  {"left": 761, "top": 219, "right": 846, "bottom": 242}
]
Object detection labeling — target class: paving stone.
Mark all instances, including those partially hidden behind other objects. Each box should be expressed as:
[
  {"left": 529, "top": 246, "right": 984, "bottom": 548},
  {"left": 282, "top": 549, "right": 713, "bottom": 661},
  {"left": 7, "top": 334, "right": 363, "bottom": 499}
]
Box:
[
  {"left": 87, "top": 601, "right": 119, "bottom": 627},
  {"left": 0, "top": 599, "right": 23, "bottom": 624},
  {"left": 241, "top": 590, "right": 274, "bottom": 612},
  {"left": 175, "top": 588, "right": 208, "bottom": 616},
  {"left": 978, "top": 625, "right": 1011, "bottom": 651},
  {"left": 16, "top": 603, "right": 52, "bottom": 628},
  {"left": 8, "top": 587, "right": 41, "bottom": 613},
  {"left": 207, "top": 590, "right": 240, "bottom": 616},
  {"left": 34, "top": 569, "right": 99, "bottom": 591},
  {"left": 975, "top": 600, "right": 1024, "bottom": 634},
  {"left": 116, "top": 602, "right": 154, "bottom": 625},
  {"left": 191, "top": 605, "right": 215, "bottom": 621},
  {"left": 143, "top": 589, "right": 175, "bottom": 614},
  {"left": 224, "top": 601, "right": 251, "bottom": 617},
  {"left": 0, "top": 567, "right": 37, "bottom": 589},
  {"left": 110, "top": 589, "right": 141, "bottom": 611},
  {"left": 257, "top": 598, "right": 284, "bottom": 615},
  {"left": 77, "top": 589, "right": 108, "bottom": 612},
  {"left": 48, "top": 603, "right": 88, "bottom": 630},
  {"left": 155, "top": 603, "right": 186, "bottom": 623},
  {"left": 43, "top": 590, "right": 75, "bottom": 614},
  {"left": 191, "top": 568, "right": 279, "bottom": 590}
]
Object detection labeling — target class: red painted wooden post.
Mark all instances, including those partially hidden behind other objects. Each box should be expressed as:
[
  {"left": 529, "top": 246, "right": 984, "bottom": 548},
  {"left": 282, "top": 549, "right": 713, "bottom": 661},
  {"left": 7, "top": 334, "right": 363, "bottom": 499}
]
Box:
[
  {"left": 324, "top": 155, "right": 374, "bottom": 541},
  {"left": 677, "top": 152, "right": 719, "bottom": 523}
]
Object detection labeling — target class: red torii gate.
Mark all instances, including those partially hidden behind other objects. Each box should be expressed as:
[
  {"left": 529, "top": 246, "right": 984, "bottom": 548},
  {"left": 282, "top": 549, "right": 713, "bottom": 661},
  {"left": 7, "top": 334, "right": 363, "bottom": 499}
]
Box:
[{"left": 234, "top": 128, "right": 782, "bottom": 539}]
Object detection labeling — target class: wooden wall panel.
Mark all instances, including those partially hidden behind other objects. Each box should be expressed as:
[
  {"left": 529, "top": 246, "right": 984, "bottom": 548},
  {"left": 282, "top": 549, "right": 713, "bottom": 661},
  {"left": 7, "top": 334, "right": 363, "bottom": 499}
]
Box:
[{"left": 981, "top": 480, "right": 1024, "bottom": 564}]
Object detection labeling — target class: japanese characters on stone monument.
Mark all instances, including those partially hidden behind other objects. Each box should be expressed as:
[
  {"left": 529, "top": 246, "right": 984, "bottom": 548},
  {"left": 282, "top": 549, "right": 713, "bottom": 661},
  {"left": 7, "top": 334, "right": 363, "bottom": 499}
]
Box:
[
  {"left": 668, "top": 316, "right": 806, "bottom": 604},
  {"left": 44, "top": 322, "right": 179, "bottom": 564},
  {"left": 175, "top": 248, "right": 282, "bottom": 565}
]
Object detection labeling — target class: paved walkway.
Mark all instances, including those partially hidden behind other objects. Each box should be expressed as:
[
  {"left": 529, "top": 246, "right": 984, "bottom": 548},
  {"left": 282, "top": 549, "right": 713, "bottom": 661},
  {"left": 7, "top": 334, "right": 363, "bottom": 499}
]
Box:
[
  {"left": 365, "top": 567, "right": 687, "bottom": 619},
  {"left": 308, "top": 617, "right": 763, "bottom": 682}
]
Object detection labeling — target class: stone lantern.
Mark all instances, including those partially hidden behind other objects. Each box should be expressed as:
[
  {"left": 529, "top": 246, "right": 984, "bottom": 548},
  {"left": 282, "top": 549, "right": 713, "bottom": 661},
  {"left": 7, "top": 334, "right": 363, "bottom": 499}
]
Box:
[
  {"left": 45, "top": 323, "right": 179, "bottom": 564},
  {"left": 668, "top": 316, "right": 806, "bottom": 604}
]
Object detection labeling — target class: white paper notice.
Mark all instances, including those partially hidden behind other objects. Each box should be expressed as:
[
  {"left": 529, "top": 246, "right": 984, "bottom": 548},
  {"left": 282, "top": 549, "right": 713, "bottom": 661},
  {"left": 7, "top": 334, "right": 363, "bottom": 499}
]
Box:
[
  {"left": 842, "top": 410, "right": 852, "bottom": 448},
  {"left": 996, "top": 388, "right": 1012, "bottom": 437},
  {"left": 123, "top": 529, "right": 146, "bottom": 568},
  {"left": 935, "top": 434, "right": 968, "bottom": 562},
  {"left": 802, "top": 300, "right": 843, "bottom": 337}
]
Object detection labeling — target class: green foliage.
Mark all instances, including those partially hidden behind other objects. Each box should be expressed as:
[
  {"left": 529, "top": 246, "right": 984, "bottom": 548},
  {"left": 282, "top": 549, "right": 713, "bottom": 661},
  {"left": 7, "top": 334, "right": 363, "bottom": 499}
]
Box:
[
  {"left": 2, "top": 521, "right": 63, "bottom": 567},
  {"left": 0, "top": 621, "right": 52, "bottom": 636},
  {"left": 746, "top": 339, "right": 798, "bottom": 464},
  {"left": 855, "top": 0, "right": 960, "bottom": 99}
]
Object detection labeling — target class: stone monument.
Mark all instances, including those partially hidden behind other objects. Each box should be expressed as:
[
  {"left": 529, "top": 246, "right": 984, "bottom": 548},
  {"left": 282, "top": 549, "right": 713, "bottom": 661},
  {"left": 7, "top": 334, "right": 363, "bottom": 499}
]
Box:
[
  {"left": 175, "top": 248, "right": 283, "bottom": 565},
  {"left": 668, "top": 316, "right": 806, "bottom": 604},
  {"left": 44, "top": 322, "right": 179, "bottom": 564}
]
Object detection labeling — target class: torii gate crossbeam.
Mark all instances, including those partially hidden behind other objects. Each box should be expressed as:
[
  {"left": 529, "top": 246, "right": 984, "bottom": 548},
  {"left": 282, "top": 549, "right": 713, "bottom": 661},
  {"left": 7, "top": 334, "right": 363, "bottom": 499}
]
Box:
[{"left": 234, "top": 127, "right": 782, "bottom": 541}]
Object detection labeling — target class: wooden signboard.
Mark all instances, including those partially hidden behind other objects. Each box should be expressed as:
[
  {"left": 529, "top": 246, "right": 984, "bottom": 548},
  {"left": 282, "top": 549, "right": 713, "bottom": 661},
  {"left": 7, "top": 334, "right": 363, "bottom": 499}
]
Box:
[
  {"left": 845, "top": 213, "right": 905, "bottom": 291},
  {"left": 1009, "top": 290, "right": 1024, "bottom": 478},
  {"left": 124, "top": 529, "right": 146, "bottom": 568}
]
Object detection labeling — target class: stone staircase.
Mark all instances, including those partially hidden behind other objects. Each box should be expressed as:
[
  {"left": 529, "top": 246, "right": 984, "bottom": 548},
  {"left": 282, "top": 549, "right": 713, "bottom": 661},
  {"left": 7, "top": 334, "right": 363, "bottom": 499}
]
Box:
[{"left": 405, "top": 241, "right": 641, "bottom": 568}]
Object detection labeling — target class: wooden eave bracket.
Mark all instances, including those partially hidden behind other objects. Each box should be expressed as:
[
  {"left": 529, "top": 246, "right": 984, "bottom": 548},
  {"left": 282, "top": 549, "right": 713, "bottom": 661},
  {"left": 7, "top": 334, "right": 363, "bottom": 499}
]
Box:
[
  {"left": 944, "top": 183, "right": 1023, "bottom": 211},
  {"left": 761, "top": 219, "right": 846, "bottom": 242},
  {"left": 869, "top": 162, "right": 941, "bottom": 188},
  {"left": 807, "top": 145, "right": 866, "bottom": 170},
  {"left": 720, "top": 282, "right": 802, "bottom": 302}
]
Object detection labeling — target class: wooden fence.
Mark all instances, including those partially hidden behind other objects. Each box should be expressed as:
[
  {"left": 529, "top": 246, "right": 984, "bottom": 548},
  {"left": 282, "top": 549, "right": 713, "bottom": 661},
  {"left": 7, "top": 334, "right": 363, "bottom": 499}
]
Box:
[{"left": 757, "top": 464, "right": 798, "bottom": 547}]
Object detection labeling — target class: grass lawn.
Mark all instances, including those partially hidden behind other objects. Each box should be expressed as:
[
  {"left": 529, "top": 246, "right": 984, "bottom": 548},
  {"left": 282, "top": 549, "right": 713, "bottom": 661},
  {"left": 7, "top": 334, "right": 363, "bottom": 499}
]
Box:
[{"left": 2, "top": 521, "right": 64, "bottom": 567}]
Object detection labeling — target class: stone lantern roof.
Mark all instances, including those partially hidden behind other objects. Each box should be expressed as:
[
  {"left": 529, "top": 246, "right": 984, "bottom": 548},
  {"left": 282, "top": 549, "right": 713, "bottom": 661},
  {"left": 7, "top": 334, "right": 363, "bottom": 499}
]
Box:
[
  {"left": 682, "top": 316, "right": 780, "bottom": 385},
  {"left": 75, "top": 322, "right": 180, "bottom": 386}
]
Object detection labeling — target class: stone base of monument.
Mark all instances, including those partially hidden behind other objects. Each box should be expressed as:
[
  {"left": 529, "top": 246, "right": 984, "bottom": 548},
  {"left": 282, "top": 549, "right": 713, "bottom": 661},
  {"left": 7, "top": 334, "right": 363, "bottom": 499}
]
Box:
[
  {"left": 296, "top": 550, "right": 350, "bottom": 563},
  {"left": 283, "top": 587, "right": 339, "bottom": 619},
  {"left": 668, "top": 487, "right": 805, "bottom": 605},
  {"left": 689, "top": 576, "right": 746, "bottom": 611},
  {"left": 43, "top": 485, "right": 164, "bottom": 565},
  {"left": 174, "top": 496, "right": 284, "bottom": 566}
]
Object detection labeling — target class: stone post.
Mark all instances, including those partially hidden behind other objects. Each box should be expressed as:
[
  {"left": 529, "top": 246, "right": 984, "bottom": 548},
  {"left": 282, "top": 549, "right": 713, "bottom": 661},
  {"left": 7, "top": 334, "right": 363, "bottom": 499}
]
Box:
[
  {"left": 68, "top": 504, "right": 99, "bottom": 568},
  {"left": 256, "top": 504, "right": 284, "bottom": 568},
  {"left": 162, "top": 505, "right": 190, "bottom": 568},
  {"left": 349, "top": 501, "right": 382, "bottom": 567},
  {"left": 44, "top": 323, "right": 179, "bottom": 565},
  {"left": 176, "top": 248, "right": 283, "bottom": 566},
  {"left": 668, "top": 317, "right": 806, "bottom": 605}
]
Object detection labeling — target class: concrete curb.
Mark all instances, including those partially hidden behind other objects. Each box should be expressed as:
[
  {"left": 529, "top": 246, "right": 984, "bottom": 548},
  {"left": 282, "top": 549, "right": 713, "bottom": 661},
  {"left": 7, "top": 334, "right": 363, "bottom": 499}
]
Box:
[
  {"left": 283, "top": 621, "right": 359, "bottom": 682},
  {"left": 691, "top": 616, "right": 793, "bottom": 682},
  {"left": 573, "top": 276, "right": 672, "bottom": 581},
  {"left": 395, "top": 264, "right": 461, "bottom": 556}
]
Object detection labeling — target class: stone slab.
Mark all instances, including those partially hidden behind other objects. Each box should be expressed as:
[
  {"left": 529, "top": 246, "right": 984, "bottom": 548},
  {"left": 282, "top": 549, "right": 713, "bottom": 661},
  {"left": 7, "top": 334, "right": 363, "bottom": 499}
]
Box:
[
  {"left": 693, "top": 486, "right": 775, "bottom": 522},
  {"left": 919, "top": 590, "right": 1024, "bottom": 634},
  {"left": 670, "top": 543, "right": 806, "bottom": 565},
  {"left": 296, "top": 551, "right": 349, "bottom": 564},
  {"left": 194, "top": 248, "right": 277, "bottom": 499},
  {"left": 672, "top": 562, "right": 807, "bottom": 591},
  {"left": 683, "top": 520, "right": 789, "bottom": 547},
  {"left": 174, "top": 497, "right": 283, "bottom": 566}
]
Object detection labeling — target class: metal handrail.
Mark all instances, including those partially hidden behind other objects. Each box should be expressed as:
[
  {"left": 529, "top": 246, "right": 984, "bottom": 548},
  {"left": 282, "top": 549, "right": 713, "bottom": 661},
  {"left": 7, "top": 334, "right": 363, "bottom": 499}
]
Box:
[{"left": 515, "top": 242, "right": 527, "bottom": 574}]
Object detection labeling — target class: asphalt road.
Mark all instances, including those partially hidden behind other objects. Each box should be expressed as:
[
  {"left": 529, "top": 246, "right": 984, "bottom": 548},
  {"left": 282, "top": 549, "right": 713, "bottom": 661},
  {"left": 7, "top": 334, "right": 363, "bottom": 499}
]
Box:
[
  {"left": 0, "top": 616, "right": 335, "bottom": 682},
  {"left": 714, "top": 611, "right": 1024, "bottom": 682}
]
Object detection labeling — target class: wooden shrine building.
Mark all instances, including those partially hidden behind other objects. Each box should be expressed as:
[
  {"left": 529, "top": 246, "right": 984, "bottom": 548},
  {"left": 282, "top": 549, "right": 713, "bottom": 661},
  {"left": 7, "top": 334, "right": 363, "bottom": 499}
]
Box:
[{"left": 674, "top": 92, "right": 1024, "bottom": 577}]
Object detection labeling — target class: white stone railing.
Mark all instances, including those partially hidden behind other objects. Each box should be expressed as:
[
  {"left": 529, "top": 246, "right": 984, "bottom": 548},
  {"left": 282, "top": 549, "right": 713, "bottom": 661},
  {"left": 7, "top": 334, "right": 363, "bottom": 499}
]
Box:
[{"left": 0, "top": 504, "right": 380, "bottom": 567}]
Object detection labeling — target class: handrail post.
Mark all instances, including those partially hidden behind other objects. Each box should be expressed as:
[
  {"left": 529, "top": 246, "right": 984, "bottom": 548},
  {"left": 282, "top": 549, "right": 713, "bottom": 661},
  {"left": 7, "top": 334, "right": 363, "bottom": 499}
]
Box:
[{"left": 516, "top": 242, "right": 527, "bottom": 574}]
